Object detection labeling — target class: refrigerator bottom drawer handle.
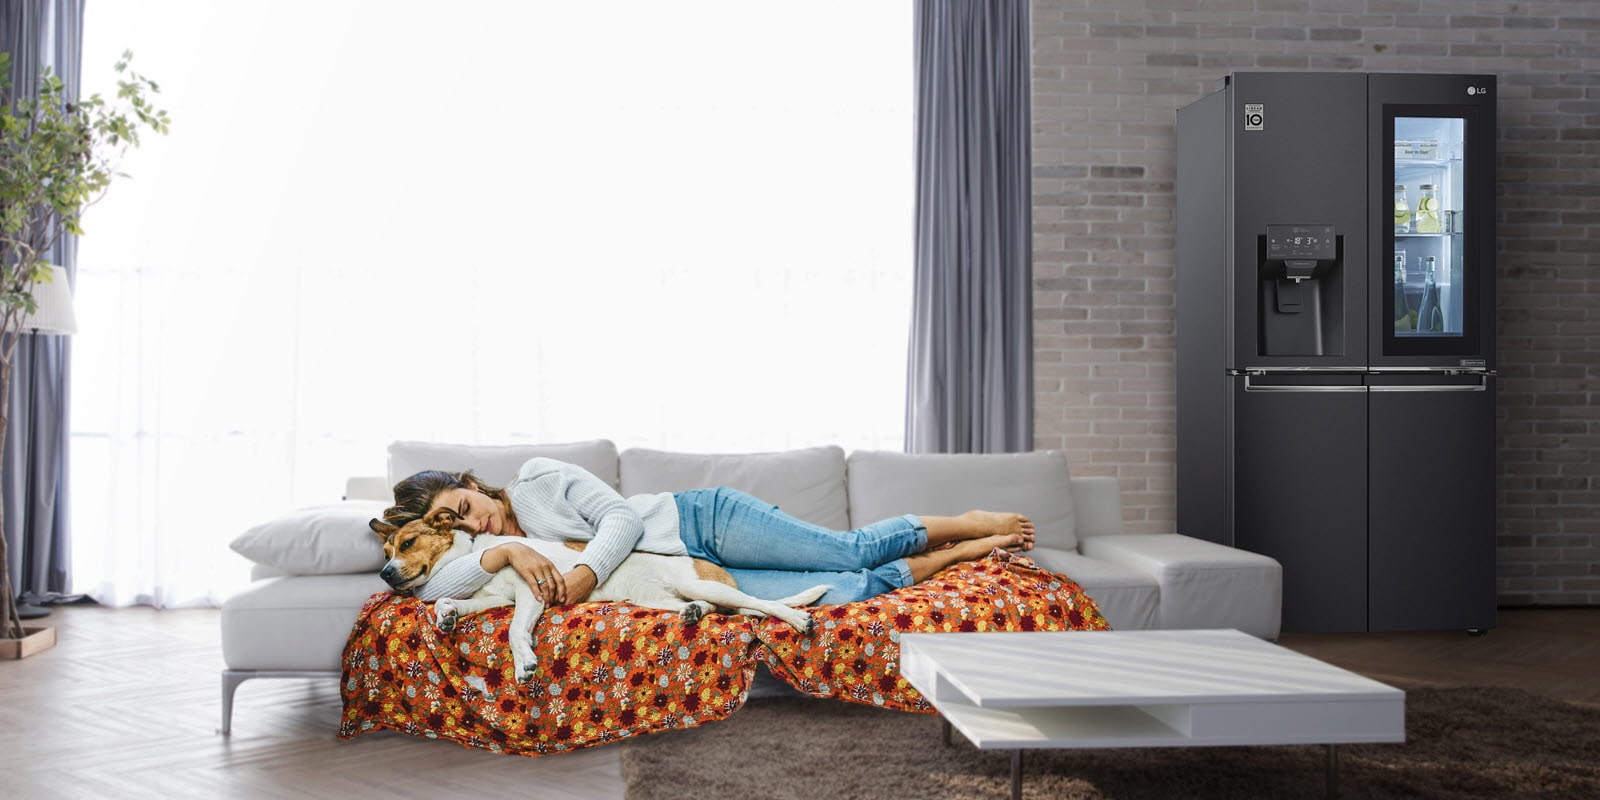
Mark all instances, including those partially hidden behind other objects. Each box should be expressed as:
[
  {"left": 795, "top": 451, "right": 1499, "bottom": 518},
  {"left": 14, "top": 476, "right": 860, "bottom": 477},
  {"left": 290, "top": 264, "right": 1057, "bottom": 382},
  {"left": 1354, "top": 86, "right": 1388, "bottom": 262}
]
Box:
[
  {"left": 1243, "top": 380, "right": 1366, "bottom": 393},
  {"left": 1369, "top": 384, "right": 1486, "bottom": 392}
]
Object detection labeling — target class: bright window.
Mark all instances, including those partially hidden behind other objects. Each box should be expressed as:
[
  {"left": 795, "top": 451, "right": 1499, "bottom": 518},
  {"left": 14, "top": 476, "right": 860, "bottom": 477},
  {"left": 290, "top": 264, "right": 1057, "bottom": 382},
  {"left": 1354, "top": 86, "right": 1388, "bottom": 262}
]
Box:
[{"left": 69, "top": 1, "right": 911, "bottom": 607}]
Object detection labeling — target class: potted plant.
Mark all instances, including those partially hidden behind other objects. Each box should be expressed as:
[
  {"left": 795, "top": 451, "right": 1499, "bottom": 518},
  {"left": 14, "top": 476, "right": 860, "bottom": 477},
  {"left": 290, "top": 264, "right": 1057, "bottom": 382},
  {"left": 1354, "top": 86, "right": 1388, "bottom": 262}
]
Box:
[{"left": 1, "top": 50, "right": 168, "bottom": 656}]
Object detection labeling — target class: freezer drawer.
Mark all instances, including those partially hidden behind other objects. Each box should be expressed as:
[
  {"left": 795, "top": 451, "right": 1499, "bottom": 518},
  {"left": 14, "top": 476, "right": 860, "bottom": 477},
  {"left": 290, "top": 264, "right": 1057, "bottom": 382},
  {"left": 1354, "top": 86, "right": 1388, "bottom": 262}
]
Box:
[
  {"left": 1233, "top": 374, "right": 1368, "bottom": 632},
  {"left": 1367, "top": 373, "right": 1496, "bottom": 631}
]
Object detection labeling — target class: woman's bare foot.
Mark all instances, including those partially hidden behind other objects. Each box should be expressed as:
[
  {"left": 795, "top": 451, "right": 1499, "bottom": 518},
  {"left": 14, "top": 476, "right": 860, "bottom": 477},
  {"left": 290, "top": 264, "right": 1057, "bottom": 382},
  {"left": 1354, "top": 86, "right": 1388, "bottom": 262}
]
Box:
[
  {"left": 904, "top": 533, "right": 1024, "bottom": 582},
  {"left": 959, "top": 510, "right": 1033, "bottom": 543},
  {"left": 922, "top": 511, "right": 1035, "bottom": 551},
  {"left": 958, "top": 533, "right": 1025, "bottom": 556}
]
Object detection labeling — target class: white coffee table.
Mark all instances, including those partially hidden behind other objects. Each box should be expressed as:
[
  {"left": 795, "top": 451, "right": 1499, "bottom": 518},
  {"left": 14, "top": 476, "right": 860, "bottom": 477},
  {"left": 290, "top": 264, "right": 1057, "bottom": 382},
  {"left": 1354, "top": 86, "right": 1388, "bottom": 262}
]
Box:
[{"left": 899, "top": 629, "right": 1404, "bottom": 799}]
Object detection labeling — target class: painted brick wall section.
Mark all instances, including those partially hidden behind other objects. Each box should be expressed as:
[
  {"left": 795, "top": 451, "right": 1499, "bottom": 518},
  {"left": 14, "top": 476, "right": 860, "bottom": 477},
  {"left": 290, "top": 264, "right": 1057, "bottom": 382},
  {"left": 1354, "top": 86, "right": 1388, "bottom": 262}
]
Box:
[{"left": 1030, "top": 0, "right": 1600, "bottom": 606}]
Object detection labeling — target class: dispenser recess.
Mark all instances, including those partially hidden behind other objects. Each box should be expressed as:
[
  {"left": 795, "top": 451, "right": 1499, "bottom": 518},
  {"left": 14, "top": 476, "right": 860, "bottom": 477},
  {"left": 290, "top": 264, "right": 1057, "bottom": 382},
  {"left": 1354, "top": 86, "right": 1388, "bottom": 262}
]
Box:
[{"left": 1259, "top": 224, "right": 1341, "bottom": 356}]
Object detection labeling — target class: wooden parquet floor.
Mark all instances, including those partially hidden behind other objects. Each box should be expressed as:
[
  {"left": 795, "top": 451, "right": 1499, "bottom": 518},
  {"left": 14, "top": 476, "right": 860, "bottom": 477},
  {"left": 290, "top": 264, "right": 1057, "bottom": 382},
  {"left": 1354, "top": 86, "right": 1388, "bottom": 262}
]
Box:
[
  {"left": 0, "top": 606, "right": 624, "bottom": 800},
  {"left": 1, "top": 605, "right": 1595, "bottom": 799},
  {"left": 1277, "top": 607, "right": 1600, "bottom": 707}
]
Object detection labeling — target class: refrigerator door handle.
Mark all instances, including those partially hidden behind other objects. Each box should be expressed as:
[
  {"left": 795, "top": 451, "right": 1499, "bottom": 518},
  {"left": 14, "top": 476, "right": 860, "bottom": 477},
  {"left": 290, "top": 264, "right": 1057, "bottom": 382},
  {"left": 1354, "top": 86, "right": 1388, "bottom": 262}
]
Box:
[
  {"left": 1368, "top": 372, "right": 1492, "bottom": 392},
  {"left": 1242, "top": 376, "right": 1367, "bottom": 392},
  {"left": 1369, "top": 383, "right": 1487, "bottom": 393}
]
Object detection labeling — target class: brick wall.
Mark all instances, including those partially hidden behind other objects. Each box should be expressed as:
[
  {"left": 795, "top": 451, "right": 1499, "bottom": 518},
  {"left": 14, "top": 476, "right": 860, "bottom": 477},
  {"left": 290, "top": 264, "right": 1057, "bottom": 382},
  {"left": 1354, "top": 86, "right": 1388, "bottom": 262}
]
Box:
[{"left": 1029, "top": 0, "right": 1600, "bottom": 606}]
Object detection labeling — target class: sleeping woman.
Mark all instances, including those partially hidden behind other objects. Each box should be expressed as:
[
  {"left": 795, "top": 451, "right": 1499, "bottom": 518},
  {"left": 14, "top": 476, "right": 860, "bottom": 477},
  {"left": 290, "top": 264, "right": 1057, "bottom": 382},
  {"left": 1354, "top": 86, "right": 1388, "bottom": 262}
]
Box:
[{"left": 382, "top": 457, "right": 1034, "bottom": 608}]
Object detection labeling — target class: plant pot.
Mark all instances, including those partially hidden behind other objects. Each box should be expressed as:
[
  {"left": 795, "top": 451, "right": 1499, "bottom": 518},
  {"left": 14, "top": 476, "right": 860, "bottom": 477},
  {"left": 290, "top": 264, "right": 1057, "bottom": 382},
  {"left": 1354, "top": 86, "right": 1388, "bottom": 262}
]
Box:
[{"left": 0, "top": 626, "right": 57, "bottom": 659}]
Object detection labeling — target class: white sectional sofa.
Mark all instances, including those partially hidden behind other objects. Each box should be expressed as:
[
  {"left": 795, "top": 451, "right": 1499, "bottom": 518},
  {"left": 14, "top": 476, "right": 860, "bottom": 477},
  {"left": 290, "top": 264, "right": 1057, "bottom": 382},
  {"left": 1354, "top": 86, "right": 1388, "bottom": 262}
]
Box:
[{"left": 220, "top": 440, "right": 1281, "bottom": 733}]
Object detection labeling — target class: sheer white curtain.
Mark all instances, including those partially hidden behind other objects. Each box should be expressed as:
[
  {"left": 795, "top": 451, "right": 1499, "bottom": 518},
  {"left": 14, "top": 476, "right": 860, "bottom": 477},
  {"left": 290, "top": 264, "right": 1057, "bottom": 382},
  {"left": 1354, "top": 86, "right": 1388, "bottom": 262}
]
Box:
[{"left": 68, "top": 2, "right": 911, "bottom": 608}]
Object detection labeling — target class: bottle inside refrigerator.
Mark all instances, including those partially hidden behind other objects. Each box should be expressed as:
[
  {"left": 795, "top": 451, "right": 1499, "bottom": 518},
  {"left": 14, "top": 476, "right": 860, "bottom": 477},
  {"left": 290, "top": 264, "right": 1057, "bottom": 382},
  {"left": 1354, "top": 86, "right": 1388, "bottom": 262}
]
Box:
[{"left": 1391, "top": 116, "right": 1464, "bottom": 339}]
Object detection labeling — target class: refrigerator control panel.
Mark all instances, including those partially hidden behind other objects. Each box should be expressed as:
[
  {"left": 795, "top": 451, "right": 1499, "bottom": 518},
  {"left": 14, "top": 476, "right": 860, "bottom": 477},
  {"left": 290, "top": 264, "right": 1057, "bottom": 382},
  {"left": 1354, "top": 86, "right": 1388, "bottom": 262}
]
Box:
[{"left": 1265, "top": 224, "right": 1338, "bottom": 261}]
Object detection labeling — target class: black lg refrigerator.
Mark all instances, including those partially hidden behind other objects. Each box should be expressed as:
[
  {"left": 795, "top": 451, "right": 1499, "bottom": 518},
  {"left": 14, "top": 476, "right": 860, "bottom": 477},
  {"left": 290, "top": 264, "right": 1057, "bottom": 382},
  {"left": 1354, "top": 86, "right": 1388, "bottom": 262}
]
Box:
[{"left": 1176, "top": 72, "right": 1496, "bottom": 633}]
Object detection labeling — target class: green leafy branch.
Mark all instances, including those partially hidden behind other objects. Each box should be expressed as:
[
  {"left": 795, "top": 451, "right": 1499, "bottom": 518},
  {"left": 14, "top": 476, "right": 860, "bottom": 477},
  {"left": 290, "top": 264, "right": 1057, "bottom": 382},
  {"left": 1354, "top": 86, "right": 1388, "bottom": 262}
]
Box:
[
  {"left": 0, "top": 50, "right": 170, "bottom": 333},
  {"left": 1, "top": 49, "right": 168, "bottom": 639}
]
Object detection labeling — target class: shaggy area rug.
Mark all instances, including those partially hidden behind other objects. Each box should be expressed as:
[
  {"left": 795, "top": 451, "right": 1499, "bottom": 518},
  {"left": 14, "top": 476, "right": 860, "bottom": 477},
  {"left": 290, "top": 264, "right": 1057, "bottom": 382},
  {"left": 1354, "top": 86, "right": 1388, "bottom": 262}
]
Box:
[{"left": 620, "top": 686, "right": 1600, "bottom": 799}]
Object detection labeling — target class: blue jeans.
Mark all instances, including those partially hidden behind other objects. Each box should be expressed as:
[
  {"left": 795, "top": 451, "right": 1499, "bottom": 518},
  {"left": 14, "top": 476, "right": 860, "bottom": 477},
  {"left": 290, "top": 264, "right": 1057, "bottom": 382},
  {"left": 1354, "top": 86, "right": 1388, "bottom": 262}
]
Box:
[{"left": 673, "top": 487, "right": 926, "bottom": 605}]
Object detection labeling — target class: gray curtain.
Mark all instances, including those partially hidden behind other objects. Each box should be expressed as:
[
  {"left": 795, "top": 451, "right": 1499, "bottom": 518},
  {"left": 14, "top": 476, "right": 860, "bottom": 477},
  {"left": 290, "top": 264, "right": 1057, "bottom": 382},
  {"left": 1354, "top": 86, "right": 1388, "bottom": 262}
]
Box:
[
  {"left": 2, "top": 0, "right": 83, "bottom": 605},
  {"left": 905, "top": 0, "right": 1033, "bottom": 454}
]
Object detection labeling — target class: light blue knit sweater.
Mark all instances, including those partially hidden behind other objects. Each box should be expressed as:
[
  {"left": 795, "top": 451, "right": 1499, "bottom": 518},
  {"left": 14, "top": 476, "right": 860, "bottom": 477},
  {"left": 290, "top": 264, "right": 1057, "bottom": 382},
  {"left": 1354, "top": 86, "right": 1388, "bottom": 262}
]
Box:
[{"left": 415, "top": 458, "right": 682, "bottom": 601}]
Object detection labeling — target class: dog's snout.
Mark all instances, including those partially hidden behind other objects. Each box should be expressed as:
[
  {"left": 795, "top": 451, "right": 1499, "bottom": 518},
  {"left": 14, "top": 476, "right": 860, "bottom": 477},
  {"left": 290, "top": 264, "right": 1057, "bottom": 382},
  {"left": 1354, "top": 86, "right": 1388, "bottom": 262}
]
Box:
[{"left": 380, "top": 563, "right": 401, "bottom": 586}]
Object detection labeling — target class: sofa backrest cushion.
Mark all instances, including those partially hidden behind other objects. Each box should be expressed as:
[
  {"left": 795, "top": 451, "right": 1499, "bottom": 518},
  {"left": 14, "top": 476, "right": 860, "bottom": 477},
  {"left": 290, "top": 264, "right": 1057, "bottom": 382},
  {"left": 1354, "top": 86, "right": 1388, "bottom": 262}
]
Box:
[
  {"left": 387, "top": 439, "right": 621, "bottom": 492},
  {"left": 620, "top": 445, "right": 849, "bottom": 530},
  {"left": 846, "top": 450, "right": 1078, "bottom": 551}
]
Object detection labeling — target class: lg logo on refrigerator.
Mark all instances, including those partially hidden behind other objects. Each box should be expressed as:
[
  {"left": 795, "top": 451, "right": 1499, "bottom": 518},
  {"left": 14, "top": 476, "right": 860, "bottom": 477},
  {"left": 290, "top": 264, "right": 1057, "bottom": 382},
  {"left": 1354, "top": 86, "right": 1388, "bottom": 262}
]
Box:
[{"left": 1467, "top": 86, "right": 1490, "bottom": 96}]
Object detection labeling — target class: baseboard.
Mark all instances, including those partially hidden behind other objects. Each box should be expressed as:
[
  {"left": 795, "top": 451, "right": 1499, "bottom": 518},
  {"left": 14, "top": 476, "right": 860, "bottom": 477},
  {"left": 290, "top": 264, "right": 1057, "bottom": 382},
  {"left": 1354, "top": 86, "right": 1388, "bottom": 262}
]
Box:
[{"left": 0, "top": 626, "right": 57, "bottom": 659}]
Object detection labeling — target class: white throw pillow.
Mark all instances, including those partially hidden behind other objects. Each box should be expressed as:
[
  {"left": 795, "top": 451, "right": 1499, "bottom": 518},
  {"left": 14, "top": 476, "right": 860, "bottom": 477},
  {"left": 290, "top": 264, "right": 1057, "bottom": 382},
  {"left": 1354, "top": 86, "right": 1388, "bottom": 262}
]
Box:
[{"left": 229, "top": 500, "right": 390, "bottom": 576}]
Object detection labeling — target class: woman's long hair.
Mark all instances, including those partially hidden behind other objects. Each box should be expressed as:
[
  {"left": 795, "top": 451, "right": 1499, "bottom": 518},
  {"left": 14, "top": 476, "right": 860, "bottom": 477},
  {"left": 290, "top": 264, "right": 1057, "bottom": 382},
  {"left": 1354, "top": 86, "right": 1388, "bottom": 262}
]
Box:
[{"left": 384, "top": 469, "right": 508, "bottom": 525}]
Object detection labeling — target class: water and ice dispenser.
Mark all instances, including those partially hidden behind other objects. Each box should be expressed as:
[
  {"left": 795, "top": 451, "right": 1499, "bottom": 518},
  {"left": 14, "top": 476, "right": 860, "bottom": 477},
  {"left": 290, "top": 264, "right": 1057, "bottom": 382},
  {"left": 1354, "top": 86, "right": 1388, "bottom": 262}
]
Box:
[{"left": 1258, "top": 224, "right": 1341, "bottom": 356}]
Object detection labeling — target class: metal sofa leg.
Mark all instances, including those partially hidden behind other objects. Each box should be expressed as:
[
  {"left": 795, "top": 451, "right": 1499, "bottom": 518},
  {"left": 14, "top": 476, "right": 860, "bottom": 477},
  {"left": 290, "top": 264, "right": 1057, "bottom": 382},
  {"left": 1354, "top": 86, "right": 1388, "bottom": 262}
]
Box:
[
  {"left": 220, "top": 669, "right": 341, "bottom": 735},
  {"left": 221, "top": 669, "right": 253, "bottom": 735}
]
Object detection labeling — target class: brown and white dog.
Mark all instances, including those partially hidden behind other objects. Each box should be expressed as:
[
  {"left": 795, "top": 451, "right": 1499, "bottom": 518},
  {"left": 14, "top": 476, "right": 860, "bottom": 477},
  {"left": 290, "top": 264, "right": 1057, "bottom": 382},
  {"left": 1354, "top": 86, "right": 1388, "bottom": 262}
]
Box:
[{"left": 368, "top": 508, "right": 827, "bottom": 684}]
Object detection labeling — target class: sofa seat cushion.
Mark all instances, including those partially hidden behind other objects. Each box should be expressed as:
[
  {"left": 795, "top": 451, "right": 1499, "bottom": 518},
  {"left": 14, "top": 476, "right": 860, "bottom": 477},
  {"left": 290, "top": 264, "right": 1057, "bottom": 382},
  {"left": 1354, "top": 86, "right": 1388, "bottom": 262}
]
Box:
[
  {"left": 221, "top": 575, "right": 387, "bottom": 671},
  {"left": 387, "top": 439, "right": 621, "bottom": 491},
  {"left": 846, "top": 450, "right": 1078, "bottom": 551},
  {"left": 1079, "top": 534, "right": 1283, "bottom": 640},
  {"left": 1024, "top": 547, "right": 1158, "bottom": 631},
  {"left": 619, "top": 445, "right": 849, "bottom": 530}
]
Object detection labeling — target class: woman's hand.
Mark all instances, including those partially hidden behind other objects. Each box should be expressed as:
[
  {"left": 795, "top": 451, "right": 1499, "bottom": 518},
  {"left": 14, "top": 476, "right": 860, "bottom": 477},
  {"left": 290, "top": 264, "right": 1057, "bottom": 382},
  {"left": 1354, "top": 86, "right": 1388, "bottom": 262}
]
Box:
[
  {"left": 480, "top": 543, "right": 564, "bottom": 605},
  {"left": 560, "top": 565, "right": 598, "bottom": 605}
]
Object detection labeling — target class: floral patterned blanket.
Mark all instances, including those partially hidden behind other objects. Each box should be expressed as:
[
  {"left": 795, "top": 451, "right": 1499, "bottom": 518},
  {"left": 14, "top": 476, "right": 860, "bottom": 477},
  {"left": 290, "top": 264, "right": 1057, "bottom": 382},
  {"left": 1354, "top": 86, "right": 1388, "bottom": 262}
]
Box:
[{"left": 338, "top": 551, "right": 1110, "bottom": 756}]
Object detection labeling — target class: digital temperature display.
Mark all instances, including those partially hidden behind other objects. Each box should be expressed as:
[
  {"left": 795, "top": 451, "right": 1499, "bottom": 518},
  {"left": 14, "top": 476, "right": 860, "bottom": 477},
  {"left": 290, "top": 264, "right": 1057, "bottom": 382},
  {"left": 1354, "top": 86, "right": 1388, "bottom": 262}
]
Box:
[{"left": 1265, "top": 225, "right": 1337, "bottom": 261}]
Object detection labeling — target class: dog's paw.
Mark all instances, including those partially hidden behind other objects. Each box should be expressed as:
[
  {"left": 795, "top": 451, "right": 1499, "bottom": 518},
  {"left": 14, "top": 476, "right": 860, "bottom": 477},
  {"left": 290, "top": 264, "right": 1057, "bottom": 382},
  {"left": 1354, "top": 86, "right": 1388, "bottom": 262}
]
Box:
[
  {"left": 509, "top": 636, "right": 539, "bottom": 684},
  {"left": 515, "top": 660, "right": 539, "bottom": 685},
  {"left": 433, "top": 599, "right": 460, "bottom": 633},
  {"left": 781, "top": 610, "right": 815, "bottom": 636},
  {"left": 679, "top": 602, "right": 708, "bottom": 625}
]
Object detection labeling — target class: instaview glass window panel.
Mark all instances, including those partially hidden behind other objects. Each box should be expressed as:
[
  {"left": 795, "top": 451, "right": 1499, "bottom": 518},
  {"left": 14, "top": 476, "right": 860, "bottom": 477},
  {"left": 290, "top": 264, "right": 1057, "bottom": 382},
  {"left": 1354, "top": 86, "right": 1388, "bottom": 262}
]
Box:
[{"left": 1393, "top": 116, "right": 1466, "bottom": 339}]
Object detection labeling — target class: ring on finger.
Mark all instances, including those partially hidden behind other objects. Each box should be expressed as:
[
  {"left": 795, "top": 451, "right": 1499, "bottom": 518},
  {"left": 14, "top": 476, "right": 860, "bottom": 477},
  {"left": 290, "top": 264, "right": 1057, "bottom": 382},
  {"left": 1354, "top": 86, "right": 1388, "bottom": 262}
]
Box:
[{"left": 536, "top": 578, "right": 546, "bottom": 585}]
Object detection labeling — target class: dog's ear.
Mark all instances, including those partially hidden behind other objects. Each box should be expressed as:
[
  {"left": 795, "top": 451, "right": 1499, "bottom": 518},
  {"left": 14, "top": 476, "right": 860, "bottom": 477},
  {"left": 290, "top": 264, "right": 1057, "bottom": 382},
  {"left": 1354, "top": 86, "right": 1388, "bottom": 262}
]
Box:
[
  {"left": 422, "top": 506, "right": 461, "bottom": 531},
  {"left": 369, "top": 518, "right": 399, "bottom": 539}
]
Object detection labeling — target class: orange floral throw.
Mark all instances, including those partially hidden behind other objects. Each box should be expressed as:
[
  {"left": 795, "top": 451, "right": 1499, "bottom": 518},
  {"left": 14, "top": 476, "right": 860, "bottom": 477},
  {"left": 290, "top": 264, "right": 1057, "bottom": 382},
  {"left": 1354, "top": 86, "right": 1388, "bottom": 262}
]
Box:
[
  {"left": 338, "top": 551, "right": 1109, "bottom": 756},
  {"left": 759, "top": 550, "right": 1110, "bottom": 712}
]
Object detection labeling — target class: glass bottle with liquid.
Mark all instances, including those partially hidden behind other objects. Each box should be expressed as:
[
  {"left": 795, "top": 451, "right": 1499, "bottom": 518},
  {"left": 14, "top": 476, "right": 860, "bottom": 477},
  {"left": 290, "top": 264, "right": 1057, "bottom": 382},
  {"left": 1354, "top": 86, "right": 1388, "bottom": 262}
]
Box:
[
  {"left": 1414, "top": 184, "right": 1441, "bottom": 233},
  {"left": 1393, "top": 252, "right": 1413, "bottom": 331},
  {"left": 1414, "top": 256, "right": 1443, "bottom": 332},
  {"left": 1393, "top": 185, "right": 1410, "bottom": 234}
]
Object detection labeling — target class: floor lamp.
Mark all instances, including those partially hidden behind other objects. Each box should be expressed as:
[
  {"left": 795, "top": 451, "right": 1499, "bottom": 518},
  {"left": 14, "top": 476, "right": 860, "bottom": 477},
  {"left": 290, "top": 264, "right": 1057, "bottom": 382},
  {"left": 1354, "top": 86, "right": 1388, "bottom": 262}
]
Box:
[{"left": 12, "top": 266, "right": 78, "bottom": 620}]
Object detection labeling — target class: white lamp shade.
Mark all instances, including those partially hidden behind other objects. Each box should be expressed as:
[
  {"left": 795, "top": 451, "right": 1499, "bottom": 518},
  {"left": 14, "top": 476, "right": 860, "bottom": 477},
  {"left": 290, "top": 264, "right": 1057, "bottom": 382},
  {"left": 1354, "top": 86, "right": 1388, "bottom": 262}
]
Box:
[{"left": 20, "top": 266, "right": 78, "bottom": 335}]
